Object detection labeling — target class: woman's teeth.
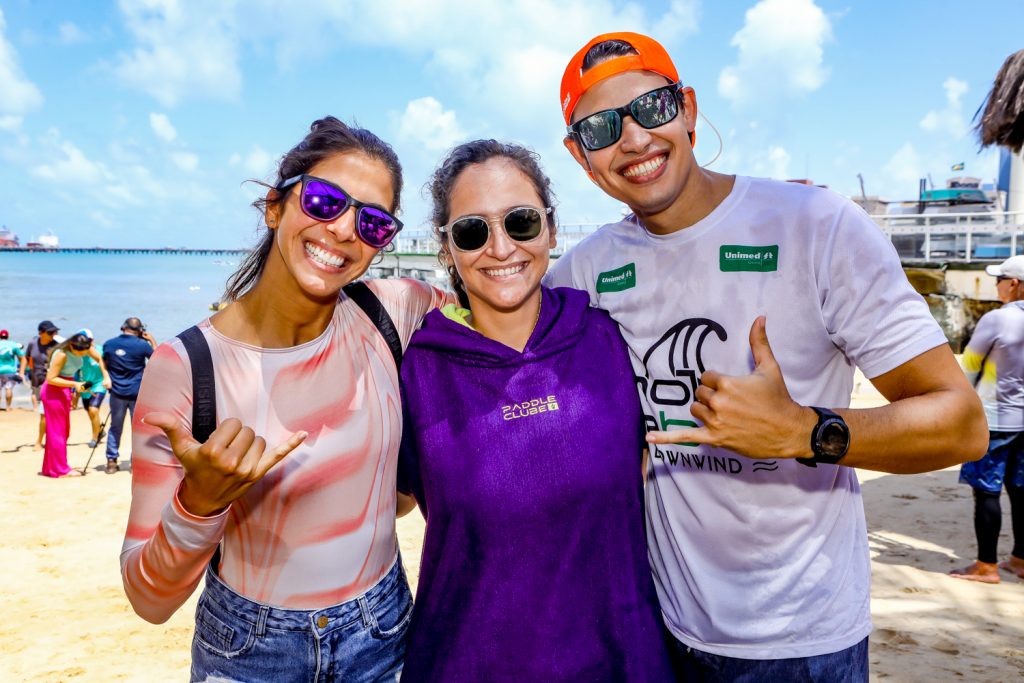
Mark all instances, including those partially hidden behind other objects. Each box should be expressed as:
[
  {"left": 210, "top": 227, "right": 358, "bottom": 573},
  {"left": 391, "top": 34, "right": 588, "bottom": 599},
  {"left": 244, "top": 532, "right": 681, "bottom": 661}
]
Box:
[
  {"left": 623, "top": 154, "right": 666, "bottom": 178},
  {"left": 482, "top": 263, "right": 526, "bottom": 277},
  {"left": 305, "top": 242, "right": 345, "bottom": 268}
]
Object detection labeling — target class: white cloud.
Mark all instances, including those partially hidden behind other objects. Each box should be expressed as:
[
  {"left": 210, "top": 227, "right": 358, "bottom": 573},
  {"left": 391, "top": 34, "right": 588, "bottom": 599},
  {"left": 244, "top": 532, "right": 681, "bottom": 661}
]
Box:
[
  {"left": 58, "top": 22, "right": 86, "bottom": 44},
  {"left": 232, "top": 145, "right": 273, "bottom": 177},
  {"left": 236, "top": 0, "right": 691, "bottom": 134},
  {"left": 718, "top": 0, "right": 832, "bottom": 109},
  {"left": 397, "top": 97, "right": 466, "bottom": 152},
  {"left": 89, "top": 210, "right": 116, "bottom": 229},
  {"left": 171, "top": 151, "right": 199, "bottom": 172},
  {"left": 752, "top": 146, "right": 792, "bottom": 179},
  {"left": 114, "top": 0, "right": 241, "bottom": 106},
  {"left": 920, "top": 77, "right": 969, "bottom": 139},
  {"left": 0, "top": 9, "right": 44, "bottom": 115},
  {"left": 655, "top": 0, "right": 701, "bottom": 43},
  {"left": 31, "top": 134, "right": 113, "bottom": 186},
  {"left": 149, "top": 112, "right": 177, "bottom": 142},
  {"left": 0, "top": 115, "right": 23, "bottom": 131},
  {"left": 882, "top": 142, "right": 924, "bottom": 193}
]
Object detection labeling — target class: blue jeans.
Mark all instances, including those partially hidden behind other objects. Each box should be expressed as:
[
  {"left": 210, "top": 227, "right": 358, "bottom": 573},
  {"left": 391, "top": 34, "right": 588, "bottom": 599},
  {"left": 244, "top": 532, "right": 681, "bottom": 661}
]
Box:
[
  {"left": 105, "top": 393, "right": 135, "bottom": 461},
  {"left": 666, "top": 634, "right": 868, "bottom": 682},
  {"left": 191, "top": 554, "right": 412, "bottom": 683}
]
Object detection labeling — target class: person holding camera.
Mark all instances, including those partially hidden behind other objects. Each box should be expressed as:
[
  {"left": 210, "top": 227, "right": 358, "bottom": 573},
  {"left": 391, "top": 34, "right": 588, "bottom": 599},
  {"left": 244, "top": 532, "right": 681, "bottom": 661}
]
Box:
[
  {"left": 41, "top": 329, "right": 111, "bottom": 477},
  {"left": 101, "top": 317, "right": 156, "bottom": 474}
]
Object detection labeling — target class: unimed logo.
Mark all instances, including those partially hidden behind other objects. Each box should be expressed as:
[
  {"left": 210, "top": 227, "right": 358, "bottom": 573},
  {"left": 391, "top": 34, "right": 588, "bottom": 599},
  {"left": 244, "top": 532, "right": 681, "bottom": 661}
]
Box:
[
  {"left": 596, "top": 262, "right": 636, "bottom": 293},
  {"left": 719, "top": 245, "right": 779, "bottom": 272}
]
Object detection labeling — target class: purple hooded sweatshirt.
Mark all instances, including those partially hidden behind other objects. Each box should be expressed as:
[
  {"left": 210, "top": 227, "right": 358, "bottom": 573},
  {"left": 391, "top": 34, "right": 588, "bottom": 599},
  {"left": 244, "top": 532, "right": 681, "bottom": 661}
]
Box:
[{"left": 398, "top": 286, "right": 673, "bottom": 682}]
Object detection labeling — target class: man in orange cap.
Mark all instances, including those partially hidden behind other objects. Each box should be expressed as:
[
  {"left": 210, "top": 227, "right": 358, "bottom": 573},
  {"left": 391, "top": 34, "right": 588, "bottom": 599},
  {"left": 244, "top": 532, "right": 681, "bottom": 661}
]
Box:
[{"left": 545, "top": 32, "right": 988, "bottom": 680}]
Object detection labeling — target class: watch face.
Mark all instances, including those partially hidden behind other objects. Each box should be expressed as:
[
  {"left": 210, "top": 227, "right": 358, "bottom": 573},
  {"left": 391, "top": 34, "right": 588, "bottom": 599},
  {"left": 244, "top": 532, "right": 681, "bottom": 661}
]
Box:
[{"left": 818, "top": 420, "right": 850, "bottom": 459}]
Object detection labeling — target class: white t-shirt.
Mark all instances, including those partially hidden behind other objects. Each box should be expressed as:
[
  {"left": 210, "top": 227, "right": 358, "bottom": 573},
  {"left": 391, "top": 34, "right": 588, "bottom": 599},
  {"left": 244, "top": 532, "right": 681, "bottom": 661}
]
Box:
[
  {"left": 963, "top": 301, "right": 1024, "bottom": 431},
  {"left": 545, "top": 175, "right": 948, "bottom": 659}
]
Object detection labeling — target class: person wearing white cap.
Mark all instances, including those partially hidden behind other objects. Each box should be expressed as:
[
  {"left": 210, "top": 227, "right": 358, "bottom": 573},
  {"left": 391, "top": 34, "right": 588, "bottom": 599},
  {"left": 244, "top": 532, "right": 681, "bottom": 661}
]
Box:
[
  {"left": 950, "top": 255, "right": 1024, "bottom": 583},
  {"left": 39, "top": 329, "right": 110, "bottom": 477}
]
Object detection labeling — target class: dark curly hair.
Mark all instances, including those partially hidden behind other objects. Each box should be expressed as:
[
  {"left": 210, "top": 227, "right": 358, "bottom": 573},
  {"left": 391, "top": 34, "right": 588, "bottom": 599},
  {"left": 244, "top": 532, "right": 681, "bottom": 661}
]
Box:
[{"left": 427, "top": 140, "right": 557, "bottom": 308}]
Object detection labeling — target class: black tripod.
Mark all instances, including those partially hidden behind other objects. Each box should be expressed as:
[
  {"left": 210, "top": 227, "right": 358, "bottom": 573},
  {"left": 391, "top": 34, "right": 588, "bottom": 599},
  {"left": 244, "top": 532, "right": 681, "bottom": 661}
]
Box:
[{"left": 80, "top": 409, "right": 113, "bottom": 475}]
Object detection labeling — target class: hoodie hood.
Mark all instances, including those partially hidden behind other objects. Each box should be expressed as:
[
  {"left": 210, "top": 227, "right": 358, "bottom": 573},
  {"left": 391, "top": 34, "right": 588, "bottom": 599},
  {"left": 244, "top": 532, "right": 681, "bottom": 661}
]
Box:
[{"left": 408, "top": 286, "right": 592, "bottom": 368}]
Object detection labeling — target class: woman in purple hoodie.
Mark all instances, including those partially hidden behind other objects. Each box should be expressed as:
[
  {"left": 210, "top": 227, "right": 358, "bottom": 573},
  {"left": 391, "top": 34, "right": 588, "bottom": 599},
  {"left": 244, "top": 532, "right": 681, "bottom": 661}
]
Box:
[{"left": 398, "top": 140, "right": 673, "bottom": 682}]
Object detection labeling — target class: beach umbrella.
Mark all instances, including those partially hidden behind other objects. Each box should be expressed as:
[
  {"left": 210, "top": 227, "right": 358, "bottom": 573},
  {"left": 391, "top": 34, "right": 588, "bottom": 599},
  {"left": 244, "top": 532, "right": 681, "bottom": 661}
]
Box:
[{"left": 975, "top": 49, "right": 1024, "bottom": 152}]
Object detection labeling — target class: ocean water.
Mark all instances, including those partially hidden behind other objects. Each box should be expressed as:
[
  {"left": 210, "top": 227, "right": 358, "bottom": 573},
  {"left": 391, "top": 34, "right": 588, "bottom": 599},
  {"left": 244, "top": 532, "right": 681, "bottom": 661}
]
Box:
[{"left": 0, "top": 252, "right": 241, "bottom": 347}]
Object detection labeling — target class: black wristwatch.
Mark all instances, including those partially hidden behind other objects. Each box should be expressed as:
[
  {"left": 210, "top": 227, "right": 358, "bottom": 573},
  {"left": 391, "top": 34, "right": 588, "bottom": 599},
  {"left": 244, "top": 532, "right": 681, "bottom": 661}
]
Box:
[{"left": 796, "top": 407, "right": 850, "bottom": 468}]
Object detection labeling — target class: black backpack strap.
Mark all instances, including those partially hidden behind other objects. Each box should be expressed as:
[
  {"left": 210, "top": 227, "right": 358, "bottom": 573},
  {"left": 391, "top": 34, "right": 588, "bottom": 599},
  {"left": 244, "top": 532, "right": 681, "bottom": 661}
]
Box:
[
  {"left": 176, "top": 325, "right": 218, "bottom": 444},
  {"left": 344, "top": 281, "right": 403, "bottom": 370},
  {"left": 175, "top": 325, "right": 222, "bottom": 571}
]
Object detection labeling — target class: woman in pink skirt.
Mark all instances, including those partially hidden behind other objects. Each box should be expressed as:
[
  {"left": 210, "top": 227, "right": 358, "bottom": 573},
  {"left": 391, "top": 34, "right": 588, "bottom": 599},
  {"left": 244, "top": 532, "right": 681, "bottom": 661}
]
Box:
[{"left": 40, "top": 329, "right": 110, "bottom": 477}]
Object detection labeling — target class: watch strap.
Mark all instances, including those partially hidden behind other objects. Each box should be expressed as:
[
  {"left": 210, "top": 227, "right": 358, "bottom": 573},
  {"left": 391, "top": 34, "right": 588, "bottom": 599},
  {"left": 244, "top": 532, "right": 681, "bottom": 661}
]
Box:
[{"left": 796, "top": 407, "right": 845, "bottom": 468}]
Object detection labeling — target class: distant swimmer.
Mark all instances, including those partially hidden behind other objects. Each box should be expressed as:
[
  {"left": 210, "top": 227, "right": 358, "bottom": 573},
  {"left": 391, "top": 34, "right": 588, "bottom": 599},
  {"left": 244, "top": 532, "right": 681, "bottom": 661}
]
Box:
[
  {"left": 546, "top": 31, "right": 988, "bottom": 680},
  {"left": 951, "top": 256, "right": 1024, "bottom": 584}
]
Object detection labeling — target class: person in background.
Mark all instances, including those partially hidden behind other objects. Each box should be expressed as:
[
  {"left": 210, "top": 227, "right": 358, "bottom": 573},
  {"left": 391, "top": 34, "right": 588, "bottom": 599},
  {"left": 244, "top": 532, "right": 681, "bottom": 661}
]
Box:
[
  {"left": 0, "top": 329, "right": 26, "bottom": 410},
  {"left": 950, "top": 255, "right": 1024, "bottom": 584},
  {"left": 24, "top": 320, "right": 60, "bottom": 449},
  {"left": 101, "top": 317, "right": 156, "bottom": 474},
  {"left": 41, "top": 329, "right": 110, "bottom": 478},
  {"left": 76, "top": 340, "right": 108, "bottom": 450}
]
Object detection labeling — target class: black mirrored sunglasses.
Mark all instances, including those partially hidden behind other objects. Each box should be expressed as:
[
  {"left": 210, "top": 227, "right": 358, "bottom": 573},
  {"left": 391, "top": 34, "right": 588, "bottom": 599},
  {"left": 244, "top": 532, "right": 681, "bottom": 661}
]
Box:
[
  {"left": 568, "top": 83, "right": 683, "bottom": 151},
  {"left": 441, "top": 206, "right": 553, "bottom": 252},
  {"left": 276, "top": 174, "right": 403, "bottom": 249}
]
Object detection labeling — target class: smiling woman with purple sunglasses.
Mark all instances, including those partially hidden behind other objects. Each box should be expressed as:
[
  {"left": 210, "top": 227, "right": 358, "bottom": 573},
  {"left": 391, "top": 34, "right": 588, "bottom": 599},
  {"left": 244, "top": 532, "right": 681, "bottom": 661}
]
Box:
[{"left": 120, "top": 117, "right": 451, "bottom": 682}]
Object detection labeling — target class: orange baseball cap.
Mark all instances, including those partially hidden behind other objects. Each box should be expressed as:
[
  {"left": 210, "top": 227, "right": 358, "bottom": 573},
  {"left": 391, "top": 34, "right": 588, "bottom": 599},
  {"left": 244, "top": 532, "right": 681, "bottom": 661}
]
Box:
[{"left": 560, "top": 32, "right": 680, "bottom": 125}]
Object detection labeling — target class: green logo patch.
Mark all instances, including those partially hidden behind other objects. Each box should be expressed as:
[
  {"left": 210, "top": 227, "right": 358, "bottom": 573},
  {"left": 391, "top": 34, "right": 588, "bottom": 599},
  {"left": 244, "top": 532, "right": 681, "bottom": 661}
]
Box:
[
  {"left": 719, "top": 245, "right": 779, "bottom": 272},
  {"left": 596, "top": 262, "right": 636, "bottom": 293}
]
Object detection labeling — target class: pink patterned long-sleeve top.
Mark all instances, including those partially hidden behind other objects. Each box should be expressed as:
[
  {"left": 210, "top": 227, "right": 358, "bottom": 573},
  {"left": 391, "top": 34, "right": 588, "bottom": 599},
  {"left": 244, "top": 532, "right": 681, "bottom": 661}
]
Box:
[{"left": 120, "top": 279, "right": 450, "bottom": 623}]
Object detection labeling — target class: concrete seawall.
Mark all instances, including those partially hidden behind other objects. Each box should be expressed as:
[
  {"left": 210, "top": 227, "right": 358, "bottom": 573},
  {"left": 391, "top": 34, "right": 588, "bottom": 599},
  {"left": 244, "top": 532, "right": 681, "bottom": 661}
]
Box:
[{"left": 903, "top": 264, "right": 1002, "bottom": 352}]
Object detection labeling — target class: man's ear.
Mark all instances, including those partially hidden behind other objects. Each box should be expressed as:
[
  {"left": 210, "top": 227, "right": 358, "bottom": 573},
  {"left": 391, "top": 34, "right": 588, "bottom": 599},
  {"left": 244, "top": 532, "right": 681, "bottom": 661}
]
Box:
[
  {"left": 563, "top": 134, "right": 597, "bottom": 182},
  {"left": 681, "top": 86, "right": 698, "bottom": 148}
]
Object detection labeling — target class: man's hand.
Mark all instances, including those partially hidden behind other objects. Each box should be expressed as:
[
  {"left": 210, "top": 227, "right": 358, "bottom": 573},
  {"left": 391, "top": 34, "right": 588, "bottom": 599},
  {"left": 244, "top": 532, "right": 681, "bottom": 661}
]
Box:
[
  {"left": 645, "top": 316, "right": 816, "bottom": 459},
  {"left": 143, "top": 413, "right": 307, "bottom": 517}
]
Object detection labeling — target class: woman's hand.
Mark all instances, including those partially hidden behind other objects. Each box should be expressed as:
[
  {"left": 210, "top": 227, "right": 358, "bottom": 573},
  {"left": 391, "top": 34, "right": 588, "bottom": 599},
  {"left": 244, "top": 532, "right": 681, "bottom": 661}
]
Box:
[{"left": 143, "top": 413, "right": 307, "bottom": 517}]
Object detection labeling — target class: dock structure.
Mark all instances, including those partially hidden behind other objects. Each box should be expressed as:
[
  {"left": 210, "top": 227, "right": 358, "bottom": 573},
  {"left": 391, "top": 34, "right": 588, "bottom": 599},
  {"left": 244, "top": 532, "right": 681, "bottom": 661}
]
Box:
[
  {"left": 2, "top": 210, "right": 1020, "bottom": 262},
  {"left": 2, "top": 210, "right": 1021, "bottom": 350}
]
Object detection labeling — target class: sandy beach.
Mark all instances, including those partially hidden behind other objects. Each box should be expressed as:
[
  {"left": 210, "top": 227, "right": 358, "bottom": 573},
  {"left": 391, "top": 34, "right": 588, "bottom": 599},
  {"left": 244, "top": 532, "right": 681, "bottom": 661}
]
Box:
[{"left": 2, "top": 377, "right": 1022, "bottom": 682}]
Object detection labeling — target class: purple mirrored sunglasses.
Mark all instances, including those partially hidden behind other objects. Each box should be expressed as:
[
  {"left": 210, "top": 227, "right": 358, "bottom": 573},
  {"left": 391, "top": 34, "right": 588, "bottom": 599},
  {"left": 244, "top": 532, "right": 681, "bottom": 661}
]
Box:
[{"left": 276, "top": 174, "right": 403, "bottom": 249}]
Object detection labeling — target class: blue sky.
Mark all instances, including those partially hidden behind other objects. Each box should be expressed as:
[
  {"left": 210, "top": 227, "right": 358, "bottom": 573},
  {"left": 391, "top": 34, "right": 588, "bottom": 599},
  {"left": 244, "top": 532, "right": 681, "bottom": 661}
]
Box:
[{"left": 0, "top": 0, "right": 1021, "bottom": 248}]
